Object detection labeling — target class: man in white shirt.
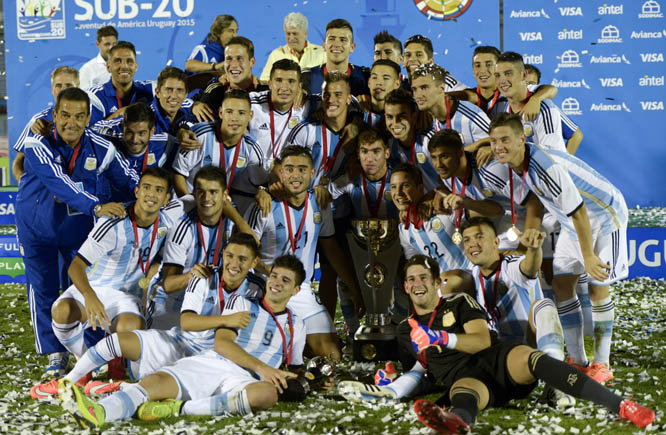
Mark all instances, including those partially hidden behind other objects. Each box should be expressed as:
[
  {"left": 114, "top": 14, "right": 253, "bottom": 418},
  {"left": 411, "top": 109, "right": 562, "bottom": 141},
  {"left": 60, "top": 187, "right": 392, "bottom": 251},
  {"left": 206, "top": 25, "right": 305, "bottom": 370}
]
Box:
[{"left": 79, "top": 26, "right": 117, "bottom": 90}]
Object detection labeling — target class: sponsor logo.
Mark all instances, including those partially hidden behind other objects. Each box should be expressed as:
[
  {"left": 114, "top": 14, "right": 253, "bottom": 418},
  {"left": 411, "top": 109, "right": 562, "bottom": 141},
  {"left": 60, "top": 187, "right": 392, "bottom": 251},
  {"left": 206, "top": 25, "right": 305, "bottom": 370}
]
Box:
[
  {"left": 551, "top": 78, "right": 591, "bottom": 89},
  {"left": 522, "top": 54, "right": 543, "bottom": 64},
  {"left": 509, "top": 9, "right": 551, "bottom": 18},
  {"left": 412, "top": 0, "right": 473, "bottom": 21},
  {"left": 0, "top": 203, "right": 15, "bottom": 216},
  {"left": 640, "top": 101, "right": 664, "bottom": 110},
  {"left": 599, "top": 77, "right": 624, "bottom": 87},
  {"left": 639, "top": 0, "right": 663, "bottom": 18},
  {"left": 590, "top": 102, "right": 631, "bottom": 112},
  {"left": 16, "top": 0, "right": 66, "bottom": 40},
  {"left": 598, "top": 4, "right": 623, "bottom": 14},
  {"left": 557, "top": 50, "right": 583, "bottom": 68},
  {"left": 561, "top": 97, "right": 582, "bottom": 115},
  {"left": 639, "top": 75, "right": 665, "bottom": 86},
  {"left": 640, "top": 52, "right": 664, "bottom": 62},
  {"left": 0, "top": 258, "right": 25, "bottom": 278},
  {"left": 598, "top": 25, "right": 622, "bottom": 43},
  {"left": 520, "top": 31, "right": 543, "bottom": 41},
  {"left": 589, "top": 54, "right": 631, "bottom": 64},
  {"left": 629, "top": 237, "right": 666, "bottom": 268},
  {"left": 559, "top": 6, "right": 583, "bottom": 16},
  {"left": 631, "top": 30, "right": 666, "bottom": 39},
  {"left": 558, "top": 29, "right": 583, "bottom": 40}
]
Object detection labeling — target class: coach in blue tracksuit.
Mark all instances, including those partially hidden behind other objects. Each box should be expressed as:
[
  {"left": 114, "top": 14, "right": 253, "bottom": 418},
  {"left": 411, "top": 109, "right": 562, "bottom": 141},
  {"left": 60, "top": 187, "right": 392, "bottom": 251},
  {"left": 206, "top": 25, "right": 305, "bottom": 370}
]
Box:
[{"left": 16, "top": 87, "right": 140, "bottom": 376}]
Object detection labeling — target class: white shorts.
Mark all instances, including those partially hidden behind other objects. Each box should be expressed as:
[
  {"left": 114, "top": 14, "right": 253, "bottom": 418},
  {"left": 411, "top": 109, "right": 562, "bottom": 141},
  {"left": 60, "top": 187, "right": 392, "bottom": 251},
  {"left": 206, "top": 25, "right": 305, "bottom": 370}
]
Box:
[
  {"left": 128, "top": 328, "right": 193, "bottom": 381},
  {"left": 541, "top": 212, "right": 560, "bottom": 259},
  {"left": 286, "top": 282, "right": 335, "bottom": 335},
  {"left": 160, "top": 351, "right": 259, "bottom": 401},
  {"left": 57, "top": 284, "right": 144, "bottom": 326},
  {"left": 553, "top": 221, "right": 628, "bottom": 286}
]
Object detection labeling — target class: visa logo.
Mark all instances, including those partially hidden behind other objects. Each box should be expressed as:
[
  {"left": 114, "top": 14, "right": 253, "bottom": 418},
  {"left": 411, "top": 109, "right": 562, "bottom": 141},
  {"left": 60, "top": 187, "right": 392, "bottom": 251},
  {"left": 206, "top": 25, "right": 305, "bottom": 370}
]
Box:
[
  {"left": 519, "top": 32, "right": 543, "bottom": 41},
  {"left": 0, "top": 203, "right": 15, "bottom": 215},
  {"left": 640, "top": 101, "right": 664, "bottom": 110},
  {"left": 640, "top": 53, "right": 664, "bottom": 62},
  {"left": 599, "top": 77, "right": 623, "bottom": 87},
  {"left": 559, "top": 7, "right": 583, "bottom": 16}
]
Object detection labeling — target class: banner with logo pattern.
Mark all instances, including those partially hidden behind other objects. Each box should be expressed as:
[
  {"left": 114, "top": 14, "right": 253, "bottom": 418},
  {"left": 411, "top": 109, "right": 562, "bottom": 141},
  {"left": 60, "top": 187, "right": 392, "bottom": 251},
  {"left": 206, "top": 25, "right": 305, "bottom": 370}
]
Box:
[{"left": 505, "top": 0, "right": 666, "bottom": 207}]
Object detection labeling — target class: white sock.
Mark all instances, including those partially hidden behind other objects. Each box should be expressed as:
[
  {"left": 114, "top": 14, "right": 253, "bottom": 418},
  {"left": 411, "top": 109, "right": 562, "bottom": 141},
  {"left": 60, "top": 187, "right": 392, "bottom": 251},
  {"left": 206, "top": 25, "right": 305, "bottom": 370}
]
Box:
[
  {"left": 386, "top": 364, "right": 426, "bottom": 399},
  {"left": 556, "top": 295, "right": 588, "bottom": 365},
  {"left": 99, "top": 384, "right": 148, "bottom": 422},
  {"left": 52, "top": 320, "right": 87, "bottom": 359},
  {"left": 65, "top": 334, "right": 122, "bottom": 383},
  {"left": 182, "top": 389, "right": 251, "bottom": 416},
  {"left": 591, "top": 296, "right": 614, "bottom": 365},
  {"left": 576, "top": 274, "right": 594, "bottom": 337},
  {"left": 532, "top": 298, "right": 565, "bottom": 361}
]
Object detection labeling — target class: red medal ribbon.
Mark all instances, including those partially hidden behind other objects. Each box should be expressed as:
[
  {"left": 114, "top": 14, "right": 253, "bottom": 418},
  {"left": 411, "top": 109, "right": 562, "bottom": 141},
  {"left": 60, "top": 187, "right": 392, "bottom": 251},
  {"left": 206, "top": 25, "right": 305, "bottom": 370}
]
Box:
[
  {"left": 67, "top": 139, "right": 83, "bottom": 176},
  {"left": 261, "top": 299, "right": 294, "bottom": 366},
  {"left": 362, "top": 169, "right": 388, "bottom": 217},
  {"left": 509, "top": 90, "right": 533, "bottom": 114},
  {"left": 196, "top": 216, "right": 225, "bottom": 266},
  {"left": 405, "top": 204, "right": 423, "bottom": 230},
  {"left": 478, "top": 260, "right": 502, "bottom": 325},
  {"left": 427, "top": 298, "right": 445, "bottom": 329},
  {"left": 130, "top": 204, "right": 160, "bottom": 276},
  {"left": 268, "top": 98, "right": 293, "bottom": 159},
  {"left": 113, "top": 85, "right": 126, "bottom": 109},
  {"left": 217, "top": 277, "right": 241, "bottom": 313},
  {"left": 507, "top": 148, "right": 530, "bottom": 226},
  {"left": 476, "top": 87, "right": 500, "bottom": 113},
  {"left": 436, "top": 96, "right": 452, "bottom": 132},
  {"left": 283, "top": 198, "right": 309, "bottom": 253},
  {"left": 219, "top": 136, "right": 243, "bottom": 189},
  {"left": 408, "top": 137, "right": 417, "bottom": 165},
  {"left": 141, "top": 146, "right": 151, "bottom": 173},
  {"left": 450, "top": 164, "right": 470, "bottom": 233},
  {"left": 321, "top": 123, "right": 343, "bottom": 177}
]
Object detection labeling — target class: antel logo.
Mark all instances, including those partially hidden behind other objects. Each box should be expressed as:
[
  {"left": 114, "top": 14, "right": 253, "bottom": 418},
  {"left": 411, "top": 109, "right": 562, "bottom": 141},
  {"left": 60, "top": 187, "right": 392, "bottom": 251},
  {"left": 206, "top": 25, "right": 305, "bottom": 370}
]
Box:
[
  {"left": 558, "top": 29, "right": 583, "bottom": 40},
  {"left": 522, "top": 54, "right": 543, "bottom": 64},
  {"left": 598, "top": 4, "right": 623, "bottom": 14},
  {"left": 639, "top": 75, "right": 665, "bottom": 86}
]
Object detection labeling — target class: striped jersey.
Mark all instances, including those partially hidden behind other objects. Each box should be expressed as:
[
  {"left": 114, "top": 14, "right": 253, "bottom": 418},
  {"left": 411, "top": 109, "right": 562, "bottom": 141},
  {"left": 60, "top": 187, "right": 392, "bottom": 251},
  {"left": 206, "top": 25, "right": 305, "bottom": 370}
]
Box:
[
  {"left": 188, "top": 38, "right": 224, "bottom": 65},
  {"left": 178, "top": 271, "right": 265, "bottom": 352},
  {"left": 362, "top": 109, "right": 384, "bottom": 128},
  {"left": 87, "top": 79, "right": 156, "bottom": 125},
  {"left": 329, "top": 168, "right": 398, "bottom": 219},
  {"left": 508, "top": 143, "right": 627, "bottom": 239},
  {"left": 245, "top": 191, "right": 334, "bottom": 283},
  {"left": 388, "top": 130, "right": 440, "bottom": 192},
  {"left": 399, "top": 214, "right": 472, "bottom": 272},
  {"left": 433, "top": 100, "right": 490, "bottom": 147},
  {"left": 401, "top": 71, "right": 468, "bottom": 93},
  {"left": 560, "top": 110, "right": 579, "bottom": 142},
  {"left": 14, "top": 106, "right": 53, "bottom": 153},
  {"left": 472, "top": 255, "right": 543, "bottom": 342},
  {"left": 76, "top": 203, "right": 180, "bottom": 298}
]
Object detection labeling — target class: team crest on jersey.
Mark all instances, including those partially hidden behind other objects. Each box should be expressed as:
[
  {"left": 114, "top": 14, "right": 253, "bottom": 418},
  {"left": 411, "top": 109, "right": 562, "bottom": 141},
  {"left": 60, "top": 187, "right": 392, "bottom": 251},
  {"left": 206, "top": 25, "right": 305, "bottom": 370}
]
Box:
[
  {"left": 289, "top": 117, "right": 300, "bottom": 128},
  {"left": 533, "top": 186, "right": 543, "bottom": 196},
  {"left": 158, "top": 226, "right": 167, "bottom": 238},
  {"left": 431, "top": 217, "right": 443, "bottom": 232},
  {"left": 313, "top": 212, "right": 322, "bottom": 223},
  {"left": 384, "top": 190, "right": 392, "bottom": 201},
  {"left": 236, "top": 156, "right": 247, "bottom": 168},
  {"left": 416, "top": 152, "right": 427, "bottom": 164},
  {"left": 147, "top": 153, "right": 156, "bottom": 165},
  {"left": 523, "top": 124, "right": 534, "bottom": 137},
  {"left": 84, "top": 157, "right": 97, "bottom": 171},
  {"left": 483, "top": 189, "right": 493, "bottom": 197},
  {"left": 441, "top": 310, "right": 456, "bottom": 327},
  {"left": 203, "top": 156, "right": 212, "bottom": 165}
]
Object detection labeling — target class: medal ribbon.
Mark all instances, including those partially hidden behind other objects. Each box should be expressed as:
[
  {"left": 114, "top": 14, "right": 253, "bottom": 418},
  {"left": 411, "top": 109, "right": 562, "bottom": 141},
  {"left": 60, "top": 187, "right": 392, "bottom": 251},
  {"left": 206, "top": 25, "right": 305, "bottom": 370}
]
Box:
[
  {"left": 283, "top": 198, "right": 309, "bottom": 253},
  {"left": 509, "top": 90, "right": 533, "bottom": 114},
  {"left": 507, "top": 148, "right": 529, "bottom": 226},
  {"left": 408, "top": 137, "right": 417, "bottom": 164},
  {"left": 435, "top": 96, "right": 452, "bottom": 132},
  {"left": 261, "top": 299, "right": 294, "bottom": 366},
  {"left": 475, "top": 87, "right": 500, "bottom": 113},
  {"left": 427, "top": 297, "right": 445, "bottom": 329},
  {"left": 141, "top": 146, "right": 151, "bottom": 173},
  {"left": 217, "top": 277, "right": 241, "bottom": 313},
  {"left": 130, "top": 204, "right": 160, "bottom": 276},
  {"left": 362, "top": 169, "right": 388, "bottom": 217},
  {"left": 450, "top": 164, "right": 470, "bottom": 233},
  {"left": 56, "top": 130, "right": 84, "bottom": 176},
  {"left": 219, "top": 137, "right": 243, "bottom": 189},
  {"left": 321, "top": 123, "right": 343, "bottom": 177},
  {"left": 405, "top": 204, "right": 423, "bottom": 230},
  {"left": 196, "top": 216, "right": 225, "bottom": 266},
  {"left": 269, "top": 97, "right": 293, "bottom": 159},
  {"left": 478, "top": 260, "right": 502, "bottom": 325}
]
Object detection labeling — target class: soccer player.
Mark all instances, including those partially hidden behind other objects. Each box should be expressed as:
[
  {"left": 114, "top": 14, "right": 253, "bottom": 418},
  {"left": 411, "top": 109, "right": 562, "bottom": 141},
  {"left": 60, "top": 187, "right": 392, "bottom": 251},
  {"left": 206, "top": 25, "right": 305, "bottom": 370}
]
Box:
[
  {"left": 245, "top": 146, "right": 363, "bottom": 360},
  {"left": 397, "top": 255, "right": 653, "bottom": 433},
  {"left": 363, "top": 60, "right": 401, "bottom": 127},
  {"left": 185, "top": 15, "right": 237, "bottom": 74},
  {"left": 489, "top": 113, "right": 628, "bottom": 384},
  {"left": 173, "top": 89, "right": 265, "bottom": 214},
  {"left": 373, "top": 31, "right": 403, "bottom": 64},
  {"left": 16, "top": 87, "right": 139, "bottom": 375},
  {"left": 79, "top": 25, "right": 117, "bottom": 90},
  {"left": 402, "top": 34, "right": 467, "bottom": 92},
  {"left": 259, "top": 12, "right": 326, "bottom": 83},
  {"left": 193, "top": 36, "right": 269, "bottom": 123},
  {"left": 149, "top": 66, "right": 196, "bottom": 136},
  {"left": 525, "top": 64, "right": 541, "bottom": 86},
  {"left": 88, "top": 41, "right": 155, "bottom": 125},
  {"left": 301, "top": 18, "right": 369, "bottom": 96},
  {"left": 31, "top": 232, "right": 262, "bottom": 399},
  {"left": 57, "top": 255, "right": 308, "bottom": 428}
]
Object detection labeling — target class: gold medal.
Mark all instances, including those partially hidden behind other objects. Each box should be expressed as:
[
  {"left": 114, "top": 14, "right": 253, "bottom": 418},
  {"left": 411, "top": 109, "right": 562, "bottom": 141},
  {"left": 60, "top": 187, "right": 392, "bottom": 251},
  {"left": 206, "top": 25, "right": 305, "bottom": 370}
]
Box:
[
  {"left": 319, "top": 176, "right": 330, "bottom": 186},
  {"left": 506, "top": 225, "right": 519, "bottom": 242},
  {"left": 452, "top": 230, "right": 462, "bottom": 245},
  {"left": 139, "top": 277, "right": 150, "bottom": 290}
]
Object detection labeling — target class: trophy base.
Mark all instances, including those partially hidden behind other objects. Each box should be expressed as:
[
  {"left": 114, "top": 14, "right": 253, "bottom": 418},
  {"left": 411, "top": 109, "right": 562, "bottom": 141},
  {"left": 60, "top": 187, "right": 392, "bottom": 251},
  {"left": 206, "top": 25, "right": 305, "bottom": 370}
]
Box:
[{"left": 352, "top": 325, "right": 397, "bottom": 362}]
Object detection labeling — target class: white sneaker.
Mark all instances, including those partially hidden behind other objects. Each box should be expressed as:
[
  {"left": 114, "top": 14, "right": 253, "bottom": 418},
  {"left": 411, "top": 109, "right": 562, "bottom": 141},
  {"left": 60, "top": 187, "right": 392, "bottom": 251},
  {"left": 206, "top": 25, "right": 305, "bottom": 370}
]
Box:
[
  {"left": 45, "top": 352, "right": 69, "bottom": 378},
  {"left": 338, "top": 381, "right": 397, "bottom": 403},
  {"left": 541, "top": 384, "right": 576, "bottom": 408}
]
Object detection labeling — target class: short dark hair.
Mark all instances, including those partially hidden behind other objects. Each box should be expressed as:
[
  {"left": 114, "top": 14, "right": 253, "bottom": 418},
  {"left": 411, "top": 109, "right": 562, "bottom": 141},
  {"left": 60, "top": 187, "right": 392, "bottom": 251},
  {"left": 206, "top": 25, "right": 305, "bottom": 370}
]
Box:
[
  {"left": 524, "top": 64, "right": 541, "bottom": 83},
  {"left": 270, "top": 58, "right": 302, "bottom": 81},
  {"left": 460, "top": 216, "right": 497, "bottom": 237},
  {"left": 209, "top": 14, "right": 237, "bottom": 43},
  {"left": 404, "top": 34, "right": 433, "bottom": 58},
  {"left": 357, "top": 127, "right": 387, "bottom": 150},
  {"left": 404, "top": 254, "right": 440, "bottom": 281},
  {"left": 97, "top": 25, "right": 118, "bottom": 41},
  {"left": 385, "top": 88, "right": 417, "bottom": 114},
  {"left": 123, "top": 102, "right": 155, "bottom": 130},
  {"left": 140, "top": 166, "right": 173, "bottom": 192},
  {"left": 157, "top": 66, "right": 187, "bottom": 90},
  {"left": 272, "top": 254, "right": 306, "bottom": 286},
  {"left": 55, "top": 87, "right": 90, "bottom": 114},
  {"left": 473, "top": 45, "right": 501, "bottom": 61},
  {"left": 226, "top": 36, "right": 254, "bottom": 59},
  {"left": 324, "top": 71, "right": 351, "bottom": 92},
  {"left": 326, "top": 18, "right": 354, "bottom": 41},
  {"left": 226, "top": 232, "right": 260, "bottom": 258},
  {"left": 193, "top": 165, "right": 227, "bottom": 192},
  {"left": 278, "top": 145, "right": 314, "bottom": 167},
  {"left": 497, "top": 51, "right": 525, "bottom": 71},
  {"left": 223, "top": 88, "right": 251, "bottom": 107},
  {"left": 427, "top": 129, "right": 464, "bottom": 153},
  {"left": 371, "top": 59, "right": 401, "bottom": 79},
  {"left": 489, "top": 112, "right": 524, "bottom": 136},
  {"left": 409, "top": 63, "right": 448, "bottom": 85},
  {"left": 390, "top": 163, "right": 423, "bottom": 186},
  {"left": 374, "top": 30, "right": 402, "bottom": 54},
  {"left": 109, "top": 41, "right": 136, "bottom": 58}
]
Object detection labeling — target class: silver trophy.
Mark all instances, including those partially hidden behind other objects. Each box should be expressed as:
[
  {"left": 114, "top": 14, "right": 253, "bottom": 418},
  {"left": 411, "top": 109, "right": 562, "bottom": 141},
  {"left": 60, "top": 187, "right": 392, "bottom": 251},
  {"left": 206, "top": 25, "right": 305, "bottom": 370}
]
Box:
[{"left": 346, "top": 219, "right": 401, "bottom": 361}]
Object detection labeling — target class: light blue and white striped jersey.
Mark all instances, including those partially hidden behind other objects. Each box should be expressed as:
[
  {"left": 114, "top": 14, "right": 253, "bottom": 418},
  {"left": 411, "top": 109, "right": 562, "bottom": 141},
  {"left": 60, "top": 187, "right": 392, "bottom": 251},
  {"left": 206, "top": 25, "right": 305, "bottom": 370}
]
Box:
[
  {"left": 172, "top": 122, "right": 267, "bottom": 196},
  {"left": 244, "top": 191, "right": 334, "bottom": 283},
  {"left": 362, "top": 109, "right": 384, "bottom": 128},
  {"left": 14, "top": 106, "right": 53, "bottom": 153},
  {"left": 399, "top": 214, "right": 472, "bottom": 272},
  {"left": 388, "top": 130, "right": 440, "bottom": 192},
  {"left": 433, "top": 100, "right": 490, "bottom": 147},
  {"left": 329, "top": 168, "right": 398, "bottom": 219},
  {"left": 76, "top": 202, "right": 181, "bottom": 298},
  {"left": 222, "top": 294, "right": 307, "bottom": 368},
  {"left": 560, "top": 109, "right": 579, "bottom": 143},
  {"left": 177, "top": 271, "right": 265, "bottom": 353},
  {"left": 472, "top": 255, "right": 543, "bottom": 342},
  {"left": 507, "top": 143, "right": 628, "bottom": 240}
]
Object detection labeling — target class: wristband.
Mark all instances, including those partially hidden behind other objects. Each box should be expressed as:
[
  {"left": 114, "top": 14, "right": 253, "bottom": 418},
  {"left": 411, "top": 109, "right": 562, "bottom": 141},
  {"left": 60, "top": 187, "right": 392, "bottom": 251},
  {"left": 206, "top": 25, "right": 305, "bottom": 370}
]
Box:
[{"left": 446, "top": 333, "right": 457, "bottom": 350}]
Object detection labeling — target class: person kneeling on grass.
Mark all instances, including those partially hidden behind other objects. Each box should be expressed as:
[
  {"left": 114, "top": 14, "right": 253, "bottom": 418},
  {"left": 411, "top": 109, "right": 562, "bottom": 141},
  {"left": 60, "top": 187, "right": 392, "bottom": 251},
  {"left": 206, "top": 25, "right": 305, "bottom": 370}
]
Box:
[{"left": 58, "top": 255, "right": 314, "bottom": 428}]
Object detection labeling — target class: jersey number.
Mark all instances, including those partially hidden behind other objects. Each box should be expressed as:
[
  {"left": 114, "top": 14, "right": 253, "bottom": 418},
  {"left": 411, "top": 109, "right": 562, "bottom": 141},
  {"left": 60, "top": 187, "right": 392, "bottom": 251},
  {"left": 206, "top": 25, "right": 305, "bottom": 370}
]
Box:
[
  {"left": 423, "top": 242, "right": 444, "bottom": 259},
  {"left": 262, "top": 330, "right": 273, "bottom": 346}
]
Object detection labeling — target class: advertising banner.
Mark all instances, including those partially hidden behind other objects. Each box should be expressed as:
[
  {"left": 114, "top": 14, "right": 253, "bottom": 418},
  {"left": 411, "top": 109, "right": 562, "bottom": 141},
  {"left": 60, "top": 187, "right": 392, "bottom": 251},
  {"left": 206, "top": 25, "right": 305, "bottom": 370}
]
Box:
[
  {"left": 505, "top": 0, "right": 666, "bottom": 207},
  {"left": 627, "top": 227, "right": 666, "bottom": 279}
]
